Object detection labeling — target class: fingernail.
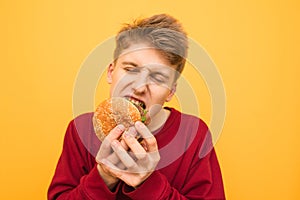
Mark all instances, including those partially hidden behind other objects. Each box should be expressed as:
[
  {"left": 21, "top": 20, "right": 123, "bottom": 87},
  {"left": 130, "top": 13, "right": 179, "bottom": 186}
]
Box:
[
  {"left": 136, "top": 121, "right": 144, "bottom": 128},
  {"left": 124, "top": 131, "right": 130, "bottom": 138},
  {"left": 116, "top": 124, "right": 125, "bottom": 132}
]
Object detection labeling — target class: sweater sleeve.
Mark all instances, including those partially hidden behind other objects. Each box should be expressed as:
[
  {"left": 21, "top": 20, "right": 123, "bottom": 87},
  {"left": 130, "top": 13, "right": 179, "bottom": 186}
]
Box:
[
  {"left": 181, "top": 148, "right": 226, "bottom": 200},
  {"left": 47, "top": 120, "right": 120, "bottom": 200}
]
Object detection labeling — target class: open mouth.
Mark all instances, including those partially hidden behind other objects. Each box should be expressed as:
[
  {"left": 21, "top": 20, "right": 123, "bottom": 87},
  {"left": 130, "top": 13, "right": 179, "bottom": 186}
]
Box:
[
  {"left": 125, "top": 96, "right": 146, "bottom": 110},
  {"left": 124, "top": 96, "right": 148, "bottom": 123}
]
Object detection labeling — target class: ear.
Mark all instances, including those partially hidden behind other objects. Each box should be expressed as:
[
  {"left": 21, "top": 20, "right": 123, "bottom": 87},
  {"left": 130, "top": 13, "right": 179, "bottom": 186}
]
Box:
[
  {"left": 165, "top": 83, "right": 177, "bottom": 102},
  {"left": 107, "top": 63, "right": 114, "bottom": 84}
]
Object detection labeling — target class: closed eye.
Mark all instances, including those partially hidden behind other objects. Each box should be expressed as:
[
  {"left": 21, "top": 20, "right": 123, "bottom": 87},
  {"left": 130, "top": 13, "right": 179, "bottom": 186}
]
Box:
[
  {"left": 124, "top": 66, "right": 140, "bottom": 73},
  {"left": 150, "top": 72, "right": 168, "bottom": 84},
  {"left": 121, "top": 61, "right": 140, "bottom": 73}
]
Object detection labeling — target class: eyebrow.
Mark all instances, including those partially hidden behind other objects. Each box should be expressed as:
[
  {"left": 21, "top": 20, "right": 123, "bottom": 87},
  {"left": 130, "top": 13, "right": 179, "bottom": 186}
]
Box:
[{"left": 121, "top": 61, "right": 138, "bottom": 67}]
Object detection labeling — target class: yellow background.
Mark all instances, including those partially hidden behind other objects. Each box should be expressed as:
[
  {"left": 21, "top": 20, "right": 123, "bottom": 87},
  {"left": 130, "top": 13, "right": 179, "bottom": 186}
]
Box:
[{"left": 1, "top": 0, "right": 299, "bottom": 199}]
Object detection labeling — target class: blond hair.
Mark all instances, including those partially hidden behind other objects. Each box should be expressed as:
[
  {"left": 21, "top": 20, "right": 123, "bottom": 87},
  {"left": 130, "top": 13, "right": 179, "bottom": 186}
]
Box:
[{"left": 114, "top": 14, "right": 188, "bottom": 76}]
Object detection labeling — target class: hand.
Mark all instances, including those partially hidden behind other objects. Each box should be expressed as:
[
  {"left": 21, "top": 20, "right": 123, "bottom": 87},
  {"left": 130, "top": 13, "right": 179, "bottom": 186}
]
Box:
[
  {"left": 95, "top": 124, "right": 127, "bottom": 190},
  {"left": 100, "top": 121, "right": 161, "bottom": 188}
]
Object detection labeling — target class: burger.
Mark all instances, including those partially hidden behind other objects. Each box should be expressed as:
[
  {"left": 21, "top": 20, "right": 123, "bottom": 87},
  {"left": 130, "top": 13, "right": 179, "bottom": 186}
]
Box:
[{"left": 92, "top": 97, "right": 147, "bottom": 141}]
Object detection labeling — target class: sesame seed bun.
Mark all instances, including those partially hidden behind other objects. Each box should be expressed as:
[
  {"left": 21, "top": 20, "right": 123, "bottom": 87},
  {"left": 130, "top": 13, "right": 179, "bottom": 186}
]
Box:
[{"left": 93, "top": 97, "right": 141, "bottom": 141}]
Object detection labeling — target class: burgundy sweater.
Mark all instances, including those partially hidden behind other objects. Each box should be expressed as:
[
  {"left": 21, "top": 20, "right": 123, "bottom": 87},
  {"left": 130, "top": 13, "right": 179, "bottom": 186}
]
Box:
[{"left": 48, "top": 108, "right": 225, "bottom": 199}]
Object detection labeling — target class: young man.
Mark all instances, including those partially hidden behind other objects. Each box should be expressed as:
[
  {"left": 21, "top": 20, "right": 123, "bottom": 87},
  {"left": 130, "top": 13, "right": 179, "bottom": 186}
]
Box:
[{"left": 48, "top": 14, "right": 225, "bottom": 199}]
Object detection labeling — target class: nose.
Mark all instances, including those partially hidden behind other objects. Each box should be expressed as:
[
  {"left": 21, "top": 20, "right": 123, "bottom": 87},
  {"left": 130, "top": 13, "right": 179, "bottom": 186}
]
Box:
[{"left": 132, "top": 71, "right": 149, "bottom": 95}]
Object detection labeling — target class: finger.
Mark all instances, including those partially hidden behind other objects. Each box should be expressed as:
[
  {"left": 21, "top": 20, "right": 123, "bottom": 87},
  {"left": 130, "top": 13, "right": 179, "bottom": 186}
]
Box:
[
  {"left": 100, "top": 159, "right": 126, "bottom": 173},
  {"left": 100, "top": 159, "right": 123, "bottom": 177},
  {"left": 121, "top": 127, "right": 139, "bottom": 146},
  {"left": 135, "top": 121, "right": 158, "bottom": 152},
  {"left": 96, "top": 145, "right": 113, "bottom": 163},
  {"left": 116, "top": 162, "right": 126, "bottom": 170},
  {"left": 100, "top": 124, "right": 125, "bottom": 153},
  {"left": 96, "top": 148, "right": 111, "bottom": 163},
  {"left": 106, "top": 136, "right": 132, "bottom": 165},
  {"left": 105, "top": 151, "right": 139, "bottom": 166},
  {"left": 123, "top": 131, "right": 147, "bottom": 160},
  {"left": 106, "top": 133, "right": 131, "bottom": 164},
  {"left": 96, "top": 125, "right": 125, "bottom": 161},
  {"left": 111, "top": 140, "right": 138, "bottom": 170},
  {"left": 106, "top": 152, "right": 120, "bottom": 165},
  {"left": 140, "top": 140, "right": 148, "bottom": 151},
  {"left": 105, "top": 124, "right": 125, "bottom": 142},
  {"left": 128, "top": 150, "right": 158, "bottom": 172},
  {"left": 119, "top": 137, "right": 129, "bottom": 150}
]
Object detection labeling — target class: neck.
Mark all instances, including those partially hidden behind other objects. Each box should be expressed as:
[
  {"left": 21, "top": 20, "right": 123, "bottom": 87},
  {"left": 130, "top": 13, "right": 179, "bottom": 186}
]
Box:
[{"left": 146, "top": 108, "right": 171, "bottom": 132}]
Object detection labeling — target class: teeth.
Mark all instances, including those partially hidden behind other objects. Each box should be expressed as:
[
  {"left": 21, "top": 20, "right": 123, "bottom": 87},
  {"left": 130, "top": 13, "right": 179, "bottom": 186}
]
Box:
[{"left": 127, "top": 97, "right": 145, "bottom": 109}]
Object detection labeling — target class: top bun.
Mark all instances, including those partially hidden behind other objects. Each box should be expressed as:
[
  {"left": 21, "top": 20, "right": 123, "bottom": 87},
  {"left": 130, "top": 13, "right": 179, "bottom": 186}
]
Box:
[{"left": 92, "top": 97, "right": 141, "bottom": 141}]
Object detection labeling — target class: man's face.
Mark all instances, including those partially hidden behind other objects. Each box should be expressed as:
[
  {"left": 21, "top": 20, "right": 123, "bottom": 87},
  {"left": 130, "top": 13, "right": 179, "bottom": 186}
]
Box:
[{"left": 107, "top": 45, "right": 178, "bottom": 119}]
